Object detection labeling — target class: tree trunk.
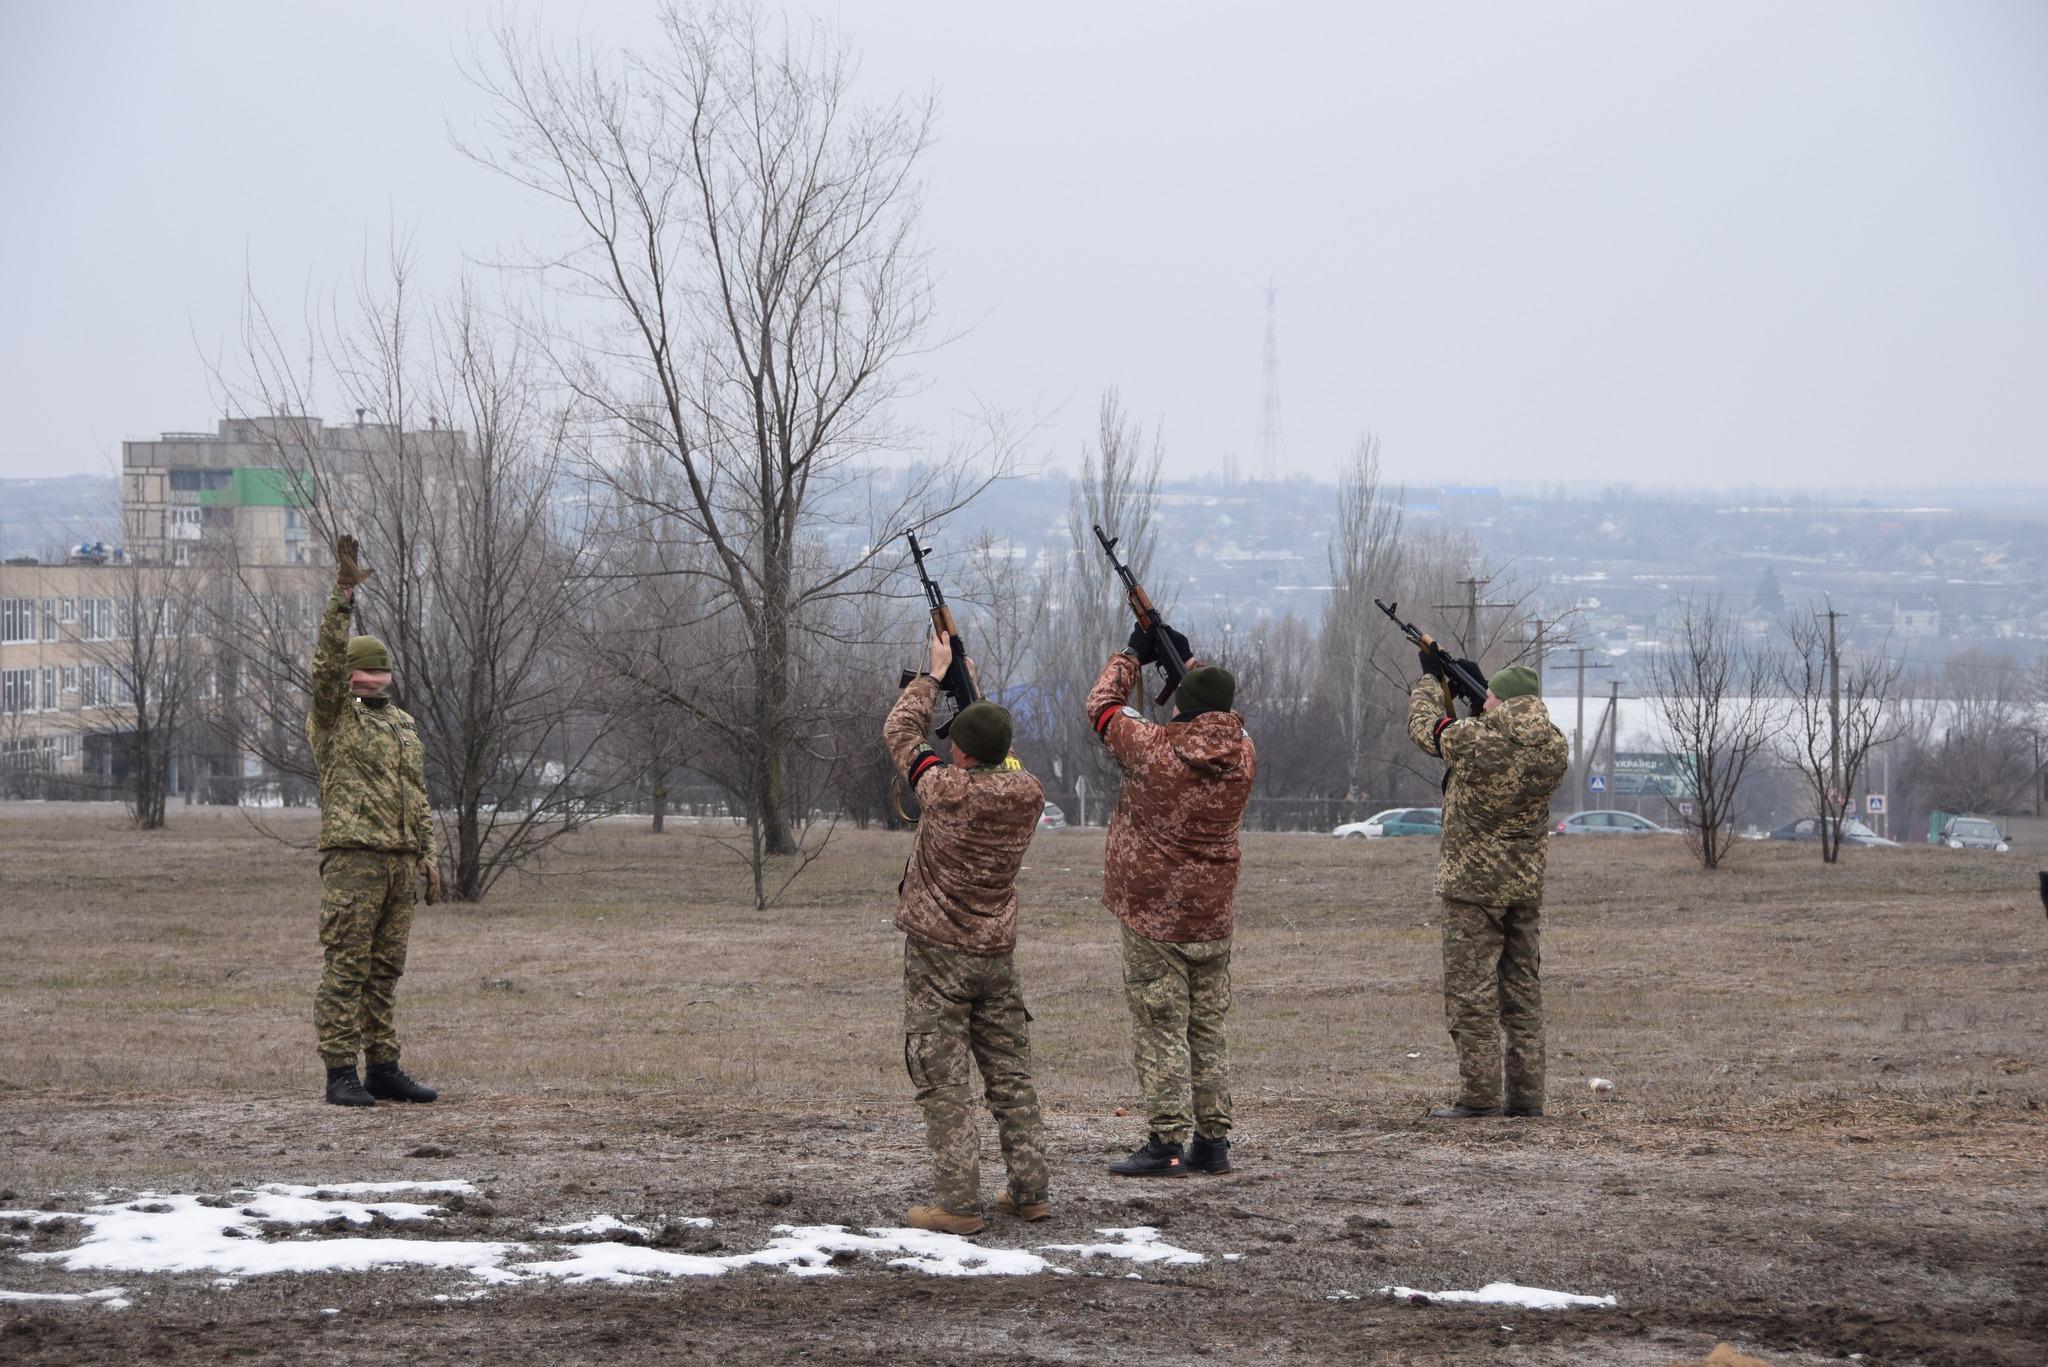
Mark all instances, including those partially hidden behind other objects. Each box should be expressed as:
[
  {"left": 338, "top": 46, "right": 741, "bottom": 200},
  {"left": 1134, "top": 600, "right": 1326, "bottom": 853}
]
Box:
[{"left": 651, "top": 768, "right": 667, "bottom": 834}]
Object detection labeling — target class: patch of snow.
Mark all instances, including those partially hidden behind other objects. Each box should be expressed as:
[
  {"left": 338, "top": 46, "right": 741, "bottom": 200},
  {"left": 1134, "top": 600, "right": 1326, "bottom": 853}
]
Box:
[
  {"left": 1222, "top": 1253, "right": 1243, "bottom": 1263},
  {"left": 1378, "top": 1281, "right": 1617, "bottom": 1310},
  {"left": 534, "top": 1216, "right": 652, "bottom": 1240},
  {"left": 3, "top": 1184, "right": 1231, "bottom": 1294},
  {"left": 11, "top": 1190, "right": 520, "bottom": 1278},
  {"left": 0, "top": 1286, "right": 131, "bottom": 1310},
  {"left": 1037, "top": 1226, "right": 1206, "bottom": 1267},
  {"left": 260, "top": 1181, "right": 478, "bottom": 1198}
]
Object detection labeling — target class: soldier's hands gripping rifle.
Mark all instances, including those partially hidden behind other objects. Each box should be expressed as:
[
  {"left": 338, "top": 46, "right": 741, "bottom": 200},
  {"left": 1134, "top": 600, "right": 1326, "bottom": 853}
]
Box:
[
  {"left": 902, "top": 532, "right": 977, "bottom": 739},
  {"left": 1375, "top": 598, "right": 1489, "bottom": 717},
  {"left": 1094, "top": 523, "right": 1187, "bottom": 706}
]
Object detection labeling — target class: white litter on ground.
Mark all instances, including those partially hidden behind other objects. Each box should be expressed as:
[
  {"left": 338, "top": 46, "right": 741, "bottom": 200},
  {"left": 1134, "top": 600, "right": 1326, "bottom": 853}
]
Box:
[
  {"left": 1038, "top": 1227, "right": 1206, "bottom": 1266},
  {"left": 534, "top": 1217, "right": 652, "bottom": 1240},
  {"left": 1, "top": 1185, "right": 1214, "bottom": 1292},
  {"left": 0, "top": 1286, "right": 131, "bottom": 1310},
  {"left": 1378, "top": 1281, "right": 1618, "bottom": 1310}
]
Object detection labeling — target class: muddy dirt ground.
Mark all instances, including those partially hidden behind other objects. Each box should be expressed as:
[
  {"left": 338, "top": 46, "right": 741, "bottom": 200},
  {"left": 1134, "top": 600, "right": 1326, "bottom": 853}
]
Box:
[{"left": 2, "top": 804, "right": 2043, "bottom": 1365}]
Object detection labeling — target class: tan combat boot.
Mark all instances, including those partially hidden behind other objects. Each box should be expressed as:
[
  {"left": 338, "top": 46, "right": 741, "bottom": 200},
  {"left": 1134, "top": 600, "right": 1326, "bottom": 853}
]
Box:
[
  {"left": 996, "top": 1191, "right": 1052, "bottom": 1222},
  {"left": 905, "top": 1205, "right": 984, "bottom": 1236}
]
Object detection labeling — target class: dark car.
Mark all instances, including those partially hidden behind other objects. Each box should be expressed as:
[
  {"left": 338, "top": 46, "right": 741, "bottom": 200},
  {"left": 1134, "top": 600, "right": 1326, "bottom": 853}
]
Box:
[
  {"left": 1935, "top": 816, "right": 2009, "bottom": 852},
  {"left": 1767, "top": 817, "right": 1899, "bottom": 849},
  {"left": 1552, "top": 810, "right": 1676, "bottom": 836}
]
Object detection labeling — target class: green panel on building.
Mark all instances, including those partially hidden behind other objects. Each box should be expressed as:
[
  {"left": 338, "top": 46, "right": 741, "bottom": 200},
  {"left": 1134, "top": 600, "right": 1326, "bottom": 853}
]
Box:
[{"left": 229, "top": 468, "right": 311, "bottom": 508}]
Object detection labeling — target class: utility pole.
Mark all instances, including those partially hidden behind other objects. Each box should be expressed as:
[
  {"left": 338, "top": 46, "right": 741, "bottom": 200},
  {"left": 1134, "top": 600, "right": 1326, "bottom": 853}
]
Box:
[
  {"left": 1507, "top": 615, "right": 1567, "bottom": 695},
  {"left": 1434, "top": 574, "right": 1516, "bottom": 659},
  {"left": 1259, "top": 281, "right": 1284, "bottom": 483},
  {"left": 1570, "top": 646, "right": 1613, "bottom": 795},
  {"left": 1606, "top": 680, "right": 1623, "bottom": 811}
]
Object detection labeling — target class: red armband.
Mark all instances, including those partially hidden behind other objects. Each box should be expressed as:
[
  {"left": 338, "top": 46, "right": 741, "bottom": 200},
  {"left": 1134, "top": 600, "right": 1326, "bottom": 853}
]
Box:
[
  {"left": 1093, "top": 703, "right": 1123, "bottom": 738},
  {"left": 908, "top": 747, "right": 944, "bottom": 786}
]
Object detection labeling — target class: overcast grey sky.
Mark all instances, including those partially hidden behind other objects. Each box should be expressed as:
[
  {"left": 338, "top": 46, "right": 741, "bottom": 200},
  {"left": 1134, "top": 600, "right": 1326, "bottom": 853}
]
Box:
[{"left": 2, "top": 1, "right": 2043, "bottom": 489}]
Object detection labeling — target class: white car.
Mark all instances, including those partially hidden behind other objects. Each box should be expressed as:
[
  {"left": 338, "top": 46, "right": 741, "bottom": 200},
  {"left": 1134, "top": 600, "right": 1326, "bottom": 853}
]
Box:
[{"left": 1334, "top": 808, "right": 1443, "bottom": 839}]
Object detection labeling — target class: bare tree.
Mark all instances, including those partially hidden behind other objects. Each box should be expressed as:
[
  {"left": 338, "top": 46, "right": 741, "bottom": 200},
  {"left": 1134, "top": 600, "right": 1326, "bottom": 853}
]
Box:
[
  {"left": 464, "top": 4, "right": 1003, "bottom": 858},
  {"left": 1899, "top": 651, "right": 2038, "bottom": 818},
  {"left": 1775, "top": 607, "right": 1907, "bottom": 862},
  {"left": 1319, "top": 435, "right": 1405, "bottom": 803},
  {"left": 1027, "top": 391, "right": 1164, "bottom": 816},
  {"left": 73, "top": 556, "right": 211, "bottom": 829},
  {"left": 1645, "top": 596, "right": 1780, "bottom": 869},
  {"left": 220, "top": 254, "right": 621, "bottom": 901}
]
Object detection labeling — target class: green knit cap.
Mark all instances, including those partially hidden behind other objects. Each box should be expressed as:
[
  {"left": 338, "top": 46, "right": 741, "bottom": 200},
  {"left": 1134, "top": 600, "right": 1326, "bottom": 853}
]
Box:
[
  {"left": 1489, "top": 664, "right": 1539, "bottom": 700},
  {"left": 346, "top": 635, "right": 392, "bottom": 673},
  {"left": 950, "top": 701, "right": 1013, "bottom": 764},
  {"left": 1175, "top": 665, "right": 1236, "bottom": 715}
]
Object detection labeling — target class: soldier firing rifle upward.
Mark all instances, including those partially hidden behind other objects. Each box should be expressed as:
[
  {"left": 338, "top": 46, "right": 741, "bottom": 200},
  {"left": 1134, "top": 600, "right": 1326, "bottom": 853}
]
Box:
[{"left": 1401, "top": 618, "right": 1568, "bottom": 1121}]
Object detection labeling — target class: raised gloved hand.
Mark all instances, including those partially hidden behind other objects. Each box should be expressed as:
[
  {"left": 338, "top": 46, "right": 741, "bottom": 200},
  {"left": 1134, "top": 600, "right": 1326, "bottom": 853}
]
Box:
[
  {"left": 1418, "top": 647, "right": 1448, "bottom": 681},
  {"left": 335, "top": 535, "right": 374, "bottom": 591},
  {"left": 420, "top": 859, "right": 441, "bottom": 906},
  {"left": 1129, "top": 622, "right": 1191, "bottom": 667}
]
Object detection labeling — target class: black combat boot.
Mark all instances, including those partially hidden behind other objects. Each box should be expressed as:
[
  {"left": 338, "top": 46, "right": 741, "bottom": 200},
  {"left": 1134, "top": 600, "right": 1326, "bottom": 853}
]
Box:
[
  {"left": 1186, "top": 1134, "right": 1232, "bottom": 1174},
  {"left": 1108, "top": 1134, "right": 1187, "bottom": 1177},
  {"left": 1504, "top": 1104, "right": 1544, "bottom": 1119},
  {"left": 364, "top": 1060, "right": 438, "bottom": 1103},
  {"left": 325, "top": 1065, "right": 376, "bottom": 1107},
  {"left": 1427, "top": 1103, "right": 1504, "bottom": 1119}
]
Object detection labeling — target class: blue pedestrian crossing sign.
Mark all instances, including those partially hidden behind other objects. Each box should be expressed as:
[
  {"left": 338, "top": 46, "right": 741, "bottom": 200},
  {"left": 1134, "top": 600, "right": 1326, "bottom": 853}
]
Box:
[{"left": 1588, "top": 773, "right": 1607, "bottom": 793}]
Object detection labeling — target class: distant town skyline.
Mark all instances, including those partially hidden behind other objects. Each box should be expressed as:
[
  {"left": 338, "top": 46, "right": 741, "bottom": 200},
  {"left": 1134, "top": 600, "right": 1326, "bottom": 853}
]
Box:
[{"left": 3, "top": 1, "right": 2043, "bottom": 488}]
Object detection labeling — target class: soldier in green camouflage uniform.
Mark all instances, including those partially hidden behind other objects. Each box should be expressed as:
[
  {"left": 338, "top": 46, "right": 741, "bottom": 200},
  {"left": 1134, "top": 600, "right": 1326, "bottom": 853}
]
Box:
[
  {"left": 1407, "top": 662, "right": 1569, "bottom": 1118},
  {"left": 311, "top": 536, "right": 440, "bottom": 1108},
  {"left": 885, "top": 629, "right": 1050, "bottom": 1235}
]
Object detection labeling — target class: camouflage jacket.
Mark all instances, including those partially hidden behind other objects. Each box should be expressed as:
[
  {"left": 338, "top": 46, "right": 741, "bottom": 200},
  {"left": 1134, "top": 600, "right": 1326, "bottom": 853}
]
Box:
[
  {"left": 309, "top": 587, "right": 435, "bottom": 860},
  {"left": 1089, "top": 652, "right": 1256, "bottom": 943},
  {"left": 1407, "top": 680, "right": 1567, "bottom": 907},
  {"left": 884, "top": 675, "right": 1044, "bottom": 955}
]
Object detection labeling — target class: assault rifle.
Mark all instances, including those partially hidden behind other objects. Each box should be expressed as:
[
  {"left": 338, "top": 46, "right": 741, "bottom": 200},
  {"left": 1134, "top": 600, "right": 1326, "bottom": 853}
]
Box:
[
  {"left": 902, "top": 531, "right": 977, "bottom": 738},
  {"left": 1094, "top": 523, "right": 1187, "bottom": 706},
  {"left": 1375, "top": 598, "right": 1489, "bottom": 717}
]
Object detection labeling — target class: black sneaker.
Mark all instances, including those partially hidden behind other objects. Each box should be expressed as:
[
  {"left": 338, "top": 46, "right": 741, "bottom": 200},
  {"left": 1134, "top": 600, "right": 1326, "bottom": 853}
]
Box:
[
  {"left": 1186, "top": 1134, "right": 1232, "bottom": 1174},
  {"left": 1426, "top": 1103, "right": 1504, "bottom": 1119},
  {"left": 325, "top": 1065, "right": 376, "bottom": 1107},
  {"left": 364, "top": 1061, "right": 438, "bottom": 1103},
  {"left": 1108, "top": 1134, "right": 1187, "bottom": 1177}
]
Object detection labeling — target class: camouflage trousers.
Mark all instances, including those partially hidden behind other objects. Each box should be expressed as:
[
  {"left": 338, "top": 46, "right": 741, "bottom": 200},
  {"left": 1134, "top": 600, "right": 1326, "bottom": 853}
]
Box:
[
  {"left": 902, "top": 937, "right": 1050, "bottom": 1217},
  {"left": 1440, "top": 897, "right": 1544, "bottom": 1111},
  {"left": 314, "top": 849, "right": 418, "bottom": 1068},
  {"left": 1120, "top": 924, "right": 1233, "bottom": 1145}
]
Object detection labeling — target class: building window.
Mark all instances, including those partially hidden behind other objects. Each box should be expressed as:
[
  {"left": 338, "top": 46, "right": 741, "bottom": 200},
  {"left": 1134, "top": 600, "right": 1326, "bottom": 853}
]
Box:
[
  {"left": 60, "top": 597, "right": 77, "bottom": 624},
  {"left": 61, "top": 666, "right": 78, "bottom": 693},
  {"left": 61, "top": 733, "right": 78, "bottom": 760},
  {"left": 0, "top": 668, "right": 33, "bottom": 713},
  {"left": 42, "top": 667, "right": 57, "bottom": 711},
  {"left": 81, "top": 598, "right": 115, "bottom": 641},
  {"left": 42, "top": 598, "right": 58, "bottom": 639},
  {"left": 1, "top": 599, "right": 36, "bottom": 643}
]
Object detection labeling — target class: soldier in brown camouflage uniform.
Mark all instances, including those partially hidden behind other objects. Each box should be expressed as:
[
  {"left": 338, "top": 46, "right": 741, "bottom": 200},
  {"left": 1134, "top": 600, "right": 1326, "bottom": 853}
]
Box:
[
  {"left": 885, "top": 628, "right": 1050, "bottom": 1235},
  {"left": 311, "top": 536, "right": 440, "bottom": 1108},
  {"left": 1089, "top": 627, "right": 1256, "bottom": 1176},
  {"left": 1406, "top": 662, "right": 1568, "bottom": 1119}
]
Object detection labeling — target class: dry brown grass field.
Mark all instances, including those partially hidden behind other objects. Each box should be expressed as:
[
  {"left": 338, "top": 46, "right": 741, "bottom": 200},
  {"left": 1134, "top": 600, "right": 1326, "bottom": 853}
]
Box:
[{"left": 1, "top": 802, "right": 2043, "bottom": 1366}]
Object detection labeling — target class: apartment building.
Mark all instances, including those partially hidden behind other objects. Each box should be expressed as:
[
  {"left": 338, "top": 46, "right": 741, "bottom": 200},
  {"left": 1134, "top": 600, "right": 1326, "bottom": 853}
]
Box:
[{"left": 0, "top": 561, "right": 146, "bottom": 781}]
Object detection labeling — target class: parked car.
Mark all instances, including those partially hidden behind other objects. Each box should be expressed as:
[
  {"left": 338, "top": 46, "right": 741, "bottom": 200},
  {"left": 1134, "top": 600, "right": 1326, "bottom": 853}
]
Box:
[
  {"left": 1766, "top": 817, "right": 1900, "bottom": 849},
  {"left": 1037, "top": 802, "right": 1068, "bottom": 832},
  {"left": 1935, "top": 815, "right": 2010, "bottom": 852},
  {"left": 1552, "top": 810, "right": 1677, "bottom": 836},
  {"left": 1333, "top": 807, "right": 1443, "bottom": 839}
]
